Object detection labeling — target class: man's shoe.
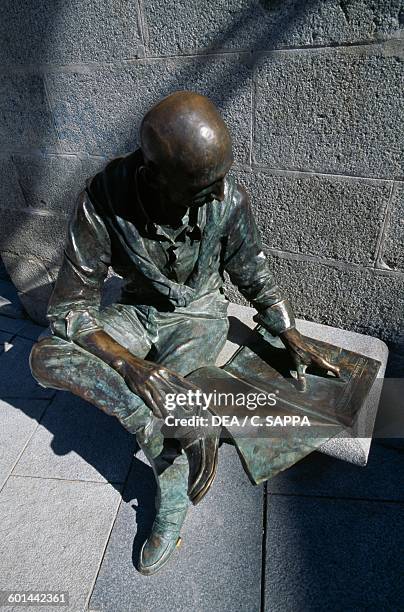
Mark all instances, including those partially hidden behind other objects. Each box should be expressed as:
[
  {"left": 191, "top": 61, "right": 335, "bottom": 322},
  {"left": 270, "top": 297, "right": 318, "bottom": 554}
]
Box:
[
  {"left": 137, "top": 439, "right": 189, "bottom": 575},
  {"left": 138, "top": 513, "right": 186, "bottom": 576}
]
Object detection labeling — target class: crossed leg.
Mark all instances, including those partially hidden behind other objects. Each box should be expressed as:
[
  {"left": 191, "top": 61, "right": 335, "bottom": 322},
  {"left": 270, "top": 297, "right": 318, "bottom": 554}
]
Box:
[{"left": 29, "top": 302, "right": 229, "bottom": 574}]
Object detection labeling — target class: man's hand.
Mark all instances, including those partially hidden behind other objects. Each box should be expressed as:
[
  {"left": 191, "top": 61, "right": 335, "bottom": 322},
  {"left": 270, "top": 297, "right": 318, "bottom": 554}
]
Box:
[
  {"left": 112, "top": 355, "right": 200, "bottom": 419},
  {"left": 73, "top": 326, "right": 200, "bottom": 419},
  {"left": 279, "top": 327, "right": 340, "bottom": 392}
]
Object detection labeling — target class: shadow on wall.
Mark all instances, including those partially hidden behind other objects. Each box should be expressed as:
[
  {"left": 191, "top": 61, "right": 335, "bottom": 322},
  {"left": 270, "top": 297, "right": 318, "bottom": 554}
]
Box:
[
  {"left": 0, "top": 258, "right": 124, "bottom": 325},
  {"left": 0, "top": 0, "right": 320, "bottom": 324}
]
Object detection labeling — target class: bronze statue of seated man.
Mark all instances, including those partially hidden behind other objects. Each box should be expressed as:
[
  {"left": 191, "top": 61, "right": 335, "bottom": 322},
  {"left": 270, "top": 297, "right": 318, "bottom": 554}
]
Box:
[{"left": 30, "top": 91, "right": 339, "bottom": 575}]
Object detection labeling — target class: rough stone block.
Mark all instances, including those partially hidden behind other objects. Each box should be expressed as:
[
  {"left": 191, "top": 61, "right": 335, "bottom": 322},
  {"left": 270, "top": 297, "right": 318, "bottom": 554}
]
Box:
[
  {"left": 0, "top": 0, "right": 143, "bottom": 65},
  {"left": 234, "top": 169, "right": 391, "bottom": 265},
  {"left": 0, "top": 209, "right": 68, "bottom": 262},
  {"left": 0, "top": 476, "right": 120, "bottom": 612},
  {"left": 143, "top": 0, "right": 403, "bottom": 55},
  {"left": 0, "top": 250, "right": 61, "bottom": 325},
  {"left": 89, "top": 443, "right": 263, "bottom": 612},
  {"left": 267, "top": 441, "right": 404, "bottom": 501},
  {"left": 0, "top": 258, "right": 9, "bottom": 280},
  {"left": 10, "top": 154, "right": 84, "bottom": 214},
  {"left": 254, "top": 251, "right": 404, "bottom": 342},
  {"left": 0, "top": 212, "right": 68, "bottom": 323},
  {"left": 14, "top": 391, "right": 137, "bottom": 484},
  {"left": 0, "top": 398, "right": 48, "bottom": 490},
  {"left": 0, "top": 157, "right": 25, "bottom": 209},
  {"left": 264, "top": 496, "right": 404, "bottom": 611},
  {"left": 0, "top": 155, "right": 109, "bottom": 323},
  {"left": 81, "top": 155, "right": 109, "bottom": 182},
  {"left": 380, "top": 182, "right": 404, "bottom": 270},
  {"left": 46, "top": 56, "right": 252, "bottom": 162},
  {"left": 254, "top": 43, "right": 404, "bottom": 178},
  {"left": 0, "top": 73, "right": 59, "bottom": 151}
]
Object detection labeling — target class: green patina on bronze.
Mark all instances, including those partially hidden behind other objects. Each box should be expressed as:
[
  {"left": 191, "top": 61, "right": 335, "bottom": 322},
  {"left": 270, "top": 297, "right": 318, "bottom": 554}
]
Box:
[{"left": 29, "top": 91, "right": 374, "bottom": 575}]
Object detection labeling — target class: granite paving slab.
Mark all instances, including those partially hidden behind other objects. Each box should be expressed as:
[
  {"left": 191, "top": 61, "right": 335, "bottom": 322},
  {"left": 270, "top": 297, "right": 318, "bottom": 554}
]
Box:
[
  {"left": 264, "top": 495, "right": 404, "bottom": 612},
  {"left": 17, "top": 321, "right": 46, "bottom": 342},
  {"left": 0, "top": 335, "right": 55, "bottom": 399},
  {"left": 374, "top": 377, "right": 404, "bottom": 439},
  {"left": 89, "top": 443, "right": 263, "bottom": 612},
  {"left": 0, "top": 315, "right": 27, "bottom": 335},
  {"left": 0, "top": 398, "right": 49, "bottom": 490},
  {"left": 13, "top": 391, "right": 137, "bottom": 484},
  {"left": 267, "top": 441, "right": 404, "bottom": 502},
  {"left": 0, "top": 260, "right": 9, "bottom": 280},
  {"left": 0, "top": 476, "right": 121, "bottom": 612}
]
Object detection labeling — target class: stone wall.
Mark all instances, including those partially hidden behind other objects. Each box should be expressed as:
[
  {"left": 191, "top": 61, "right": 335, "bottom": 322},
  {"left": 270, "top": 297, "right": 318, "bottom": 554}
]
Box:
[{"left": 0, "top": 1, "right": 403, "bottom": 339}]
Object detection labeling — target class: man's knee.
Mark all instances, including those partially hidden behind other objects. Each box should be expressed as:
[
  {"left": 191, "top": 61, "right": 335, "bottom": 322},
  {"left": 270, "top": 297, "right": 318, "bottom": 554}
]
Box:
[{"left": 29, "top": 336, "right": 67, "bottom": 388}]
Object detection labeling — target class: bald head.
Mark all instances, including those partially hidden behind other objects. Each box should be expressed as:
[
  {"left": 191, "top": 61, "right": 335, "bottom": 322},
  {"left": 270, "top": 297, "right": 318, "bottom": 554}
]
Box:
[{"left": 140, "top": 91, "right": 233, "bottom": 185}]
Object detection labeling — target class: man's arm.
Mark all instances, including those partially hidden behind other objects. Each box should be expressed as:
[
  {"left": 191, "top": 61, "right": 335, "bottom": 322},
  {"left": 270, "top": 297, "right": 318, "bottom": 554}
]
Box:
[
  {"left": 222, "top": 184, "right": 295, "bottom": 334},
  {"left": 223, "top": 184, "right": 339, "bottom": 390},
  {"left": 47, "top": 189, "right": 111, "bottom": 339}
]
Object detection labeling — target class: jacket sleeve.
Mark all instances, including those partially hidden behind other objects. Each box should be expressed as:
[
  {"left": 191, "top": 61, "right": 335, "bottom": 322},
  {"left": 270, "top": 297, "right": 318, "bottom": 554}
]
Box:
[
  {"left": 47, "top": 189, "right": 111, "bottom": 340},
  {"left": 222, "top": 183, "right": 295, "bottom": 335}
]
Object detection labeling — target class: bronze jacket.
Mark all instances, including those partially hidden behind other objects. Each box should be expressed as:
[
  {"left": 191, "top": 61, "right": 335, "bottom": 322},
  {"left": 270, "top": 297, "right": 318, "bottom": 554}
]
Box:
[{"left": 47, "top": 150, "right": 295, "bottom": 340}]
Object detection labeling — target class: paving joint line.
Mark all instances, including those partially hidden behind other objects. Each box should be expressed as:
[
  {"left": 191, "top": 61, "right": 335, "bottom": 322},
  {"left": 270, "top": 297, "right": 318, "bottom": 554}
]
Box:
[
  {"left": 0, "top": 398, "right": 51, "bottom": 496},
  {"left": 85, "top": 453, "right": 139, "bottom": 610},
  {"left": 9, "top": 473, "right": 126, "bottom": 485},
  {"left": 260, "top": 481, "right": 268, "bottom": 612}
]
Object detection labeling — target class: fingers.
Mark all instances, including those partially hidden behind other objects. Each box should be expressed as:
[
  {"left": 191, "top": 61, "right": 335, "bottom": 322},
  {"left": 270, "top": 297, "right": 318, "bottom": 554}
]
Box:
[
  {"left": 142, "top": 385, "right": 163, "bottom": 418},
  {"left": 145, "top": 368, "right": 203, "bottom": 417},
  {"left": 312, "top": 353, "right": 341, "bottom": 378},
  {"left": 292, "top": 349, "right": 341, "bottom": 393},
  {"left": 289, "top": 335, "right": 342, "bottom": 380},
  {"left": 295, "top": 361, "right": 307, "bottom": 392}
]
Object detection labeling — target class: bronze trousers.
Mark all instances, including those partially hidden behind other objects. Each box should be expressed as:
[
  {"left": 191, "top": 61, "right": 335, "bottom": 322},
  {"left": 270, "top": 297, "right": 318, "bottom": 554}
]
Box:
[{"left": 30, "top": 295, "right": 229, "bottom": 457}]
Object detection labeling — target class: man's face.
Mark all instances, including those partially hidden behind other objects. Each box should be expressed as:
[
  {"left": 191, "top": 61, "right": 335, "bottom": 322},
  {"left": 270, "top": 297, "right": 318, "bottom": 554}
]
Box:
[{"left": 157, "top": 148, "right": 234, "bottom": 215}]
